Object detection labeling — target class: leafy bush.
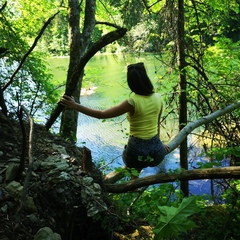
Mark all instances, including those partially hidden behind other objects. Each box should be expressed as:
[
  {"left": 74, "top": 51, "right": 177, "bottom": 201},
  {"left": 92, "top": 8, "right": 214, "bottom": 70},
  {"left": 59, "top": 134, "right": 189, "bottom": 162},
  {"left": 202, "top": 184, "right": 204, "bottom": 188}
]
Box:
[{"left": 153, "top": 196, "right": 199, "bottom": 239}]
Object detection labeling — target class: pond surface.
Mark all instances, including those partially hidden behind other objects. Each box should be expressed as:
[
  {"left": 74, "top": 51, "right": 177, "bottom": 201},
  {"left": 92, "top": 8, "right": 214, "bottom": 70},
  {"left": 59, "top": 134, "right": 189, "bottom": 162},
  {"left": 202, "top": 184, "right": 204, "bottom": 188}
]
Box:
[{"left": 49, "top": 53, "right": 227, "bottom": 197}]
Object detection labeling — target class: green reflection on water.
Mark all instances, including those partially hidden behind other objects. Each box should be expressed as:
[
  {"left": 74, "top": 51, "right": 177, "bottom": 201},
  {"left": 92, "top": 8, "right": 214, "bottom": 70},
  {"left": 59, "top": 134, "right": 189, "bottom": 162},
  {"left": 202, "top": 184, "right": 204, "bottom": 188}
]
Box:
[
  {"left": 48, "top": 53, "right": 165, "bottom": 108},
  {"left": 48, "top": 53, "right": 179, "bottom": 171}
]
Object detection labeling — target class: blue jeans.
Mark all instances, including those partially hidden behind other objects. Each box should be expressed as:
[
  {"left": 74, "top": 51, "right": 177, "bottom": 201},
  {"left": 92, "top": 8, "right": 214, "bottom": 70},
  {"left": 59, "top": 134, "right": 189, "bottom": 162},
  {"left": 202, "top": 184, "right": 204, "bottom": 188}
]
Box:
[{"left": 122, "top": 134, "right": 167, "bottom": 169}]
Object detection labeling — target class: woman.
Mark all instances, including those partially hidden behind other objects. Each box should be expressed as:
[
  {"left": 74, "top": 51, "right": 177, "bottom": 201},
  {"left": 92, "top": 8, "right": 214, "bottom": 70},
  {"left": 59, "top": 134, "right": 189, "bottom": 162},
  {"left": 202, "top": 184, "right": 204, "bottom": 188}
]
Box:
[{"left": 60, "top": 62, "right": 169, "bottom": 172}]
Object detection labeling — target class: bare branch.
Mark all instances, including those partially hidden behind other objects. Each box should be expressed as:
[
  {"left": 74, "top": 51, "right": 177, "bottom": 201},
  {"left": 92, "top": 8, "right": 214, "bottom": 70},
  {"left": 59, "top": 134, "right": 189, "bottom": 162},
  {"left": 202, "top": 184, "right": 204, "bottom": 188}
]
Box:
[
  {"left": 95, "top": 21, "right": 122, "bottom": 29},
  {"left": 103, "top": 101, "right": 240, "bottom": 186},
  {"left": 168, "top": 101, "right": 240, "bottom": 151},
  {"left": 14, "top": 105, "right": 34, "bottom": 236},
  {"left": 105, "top": 166, "right": 240, "bottom": 193},
  {"left": 0, "top": 1, "right": 7, "bottom": 13}
]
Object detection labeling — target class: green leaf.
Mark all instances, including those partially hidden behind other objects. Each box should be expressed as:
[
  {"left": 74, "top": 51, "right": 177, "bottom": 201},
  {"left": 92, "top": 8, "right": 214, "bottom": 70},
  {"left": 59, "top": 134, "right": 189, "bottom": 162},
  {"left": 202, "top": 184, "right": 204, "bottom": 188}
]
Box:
[{"left": 154, "top": 196, "right": 199, "bottom": 239}]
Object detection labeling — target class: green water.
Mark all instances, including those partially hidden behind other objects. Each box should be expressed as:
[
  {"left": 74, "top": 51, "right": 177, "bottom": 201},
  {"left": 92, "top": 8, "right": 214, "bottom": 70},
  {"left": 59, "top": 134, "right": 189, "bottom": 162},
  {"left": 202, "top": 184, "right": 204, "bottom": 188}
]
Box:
[
  {"left": 49, "top": 53, "right": 165, "bottom": 108},
  {"left": 48, "top": 54, "right": 220, "bottom": 195},
  {"left": 48, "top": 53, "right": 178, "bottom": 170}
]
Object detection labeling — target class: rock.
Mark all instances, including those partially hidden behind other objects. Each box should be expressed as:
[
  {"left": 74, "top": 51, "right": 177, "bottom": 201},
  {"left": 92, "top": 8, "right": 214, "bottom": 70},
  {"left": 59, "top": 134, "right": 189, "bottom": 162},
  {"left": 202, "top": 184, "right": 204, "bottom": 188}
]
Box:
[
  {"left": 80, "top": 176, "right": 108, "bottom": 217},
  {"left": 26, "top": 196, "right": 38, "bottom": 212},
  {"left": 52, "top": 143, "right": 68, "bottom": 156},
  {"left": 0, "top": 119, "right": 111, "bottom": 239},
  {"left": 5, "top": 181, "right": 23, "bottom": 199},
  {"left": 27, "top": 213, "right": 39, "bottom": 223},
  {"left": 1, "top": 204, "right": 8, "bottom": 213},
  {"left": 34, "top": 227, "right": 61, "bottom": 240},
  {"left": 5, "top": 162, "right": 19, "bottom": 181},
  {"left": 5, "top": 181, "right": 37, "bottom": 212}
]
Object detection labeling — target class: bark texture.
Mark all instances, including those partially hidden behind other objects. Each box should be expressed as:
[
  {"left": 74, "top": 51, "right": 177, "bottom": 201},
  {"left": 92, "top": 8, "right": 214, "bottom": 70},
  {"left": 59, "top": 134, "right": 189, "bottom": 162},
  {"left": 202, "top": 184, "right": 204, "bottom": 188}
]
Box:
[{"left": 105, "top": 166, "right": 240, "bottom": 193}]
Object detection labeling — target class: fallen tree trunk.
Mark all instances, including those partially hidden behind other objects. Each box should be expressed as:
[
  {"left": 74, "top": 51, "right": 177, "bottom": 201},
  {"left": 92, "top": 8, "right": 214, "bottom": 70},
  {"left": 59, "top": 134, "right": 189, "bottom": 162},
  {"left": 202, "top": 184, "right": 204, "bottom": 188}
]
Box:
[
  {"left": 104, "top": 166, "right": 240, "bottom": 193},
  {"left": 103, "top": 101, "right": 240, "bottom": 184}
]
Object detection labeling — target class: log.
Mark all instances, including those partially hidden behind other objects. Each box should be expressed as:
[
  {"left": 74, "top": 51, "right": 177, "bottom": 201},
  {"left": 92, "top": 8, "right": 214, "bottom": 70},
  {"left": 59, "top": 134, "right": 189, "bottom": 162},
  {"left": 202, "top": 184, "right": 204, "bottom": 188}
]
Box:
[{"left": 104, "top": 166, "right": 240, "bottom": 193}]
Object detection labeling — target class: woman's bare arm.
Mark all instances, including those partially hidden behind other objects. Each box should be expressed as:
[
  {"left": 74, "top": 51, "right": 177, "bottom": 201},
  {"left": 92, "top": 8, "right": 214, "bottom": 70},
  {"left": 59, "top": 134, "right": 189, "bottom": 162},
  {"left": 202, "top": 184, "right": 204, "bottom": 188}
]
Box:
[{"left": 60, "top": 95, "right": 134, "bottom": 119}]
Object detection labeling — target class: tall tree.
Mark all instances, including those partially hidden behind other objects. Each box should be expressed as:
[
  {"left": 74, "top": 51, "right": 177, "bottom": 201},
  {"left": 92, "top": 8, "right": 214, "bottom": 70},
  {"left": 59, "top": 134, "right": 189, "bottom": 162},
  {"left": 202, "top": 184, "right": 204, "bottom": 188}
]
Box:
[
  {"left": 177, "top": 0, "right": 188, "bottom": 196},
  {"left": 60, "top": 0, "right": 96, "bottom": 142}
]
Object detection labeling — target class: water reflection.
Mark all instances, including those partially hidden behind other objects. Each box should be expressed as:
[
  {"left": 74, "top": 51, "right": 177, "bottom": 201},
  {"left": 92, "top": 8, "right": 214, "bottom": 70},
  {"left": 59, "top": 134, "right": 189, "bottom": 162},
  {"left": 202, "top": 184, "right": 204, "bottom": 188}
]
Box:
[{"left": 50, "top": 54, "right": 227, "bottom": 198}]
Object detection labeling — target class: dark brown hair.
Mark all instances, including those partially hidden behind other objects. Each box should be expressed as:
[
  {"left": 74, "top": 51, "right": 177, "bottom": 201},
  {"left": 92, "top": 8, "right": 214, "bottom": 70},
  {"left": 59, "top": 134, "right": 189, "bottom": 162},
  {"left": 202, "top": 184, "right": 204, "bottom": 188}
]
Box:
[{"left": 127, "top": 62, "right": 154, "bottom": 96}]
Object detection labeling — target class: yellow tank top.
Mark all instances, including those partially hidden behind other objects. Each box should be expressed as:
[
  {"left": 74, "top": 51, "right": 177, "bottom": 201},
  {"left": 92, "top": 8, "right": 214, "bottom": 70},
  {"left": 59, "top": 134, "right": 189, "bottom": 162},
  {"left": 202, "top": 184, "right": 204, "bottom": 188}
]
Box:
[{"left": 127, "top": 93, "right": 163, "bottom": 139}]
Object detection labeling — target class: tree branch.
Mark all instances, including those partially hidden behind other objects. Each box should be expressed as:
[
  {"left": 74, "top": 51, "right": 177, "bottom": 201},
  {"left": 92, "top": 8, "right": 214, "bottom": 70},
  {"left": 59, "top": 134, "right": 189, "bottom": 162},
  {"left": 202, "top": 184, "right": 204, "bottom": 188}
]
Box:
[
  {"left": 168, "top": 101, "right": 240, "bottom": 151},
  {"left": 95, "top": 21, "right": 122, "bottom": 29},
  {"left": 45, "top": 27, "right": 127, "bottom": 130},
  {"left": 0, "top": 1, "right": 7, "bottom": 13},
  {"left": 103, "top": 101, "right": 240, "bottom": 185},
  {"left": 14, "top": 105, "right": 34, "bottom": 236},
  {"left": 105, "top": 166, "right": 240, "bottom": 193}
]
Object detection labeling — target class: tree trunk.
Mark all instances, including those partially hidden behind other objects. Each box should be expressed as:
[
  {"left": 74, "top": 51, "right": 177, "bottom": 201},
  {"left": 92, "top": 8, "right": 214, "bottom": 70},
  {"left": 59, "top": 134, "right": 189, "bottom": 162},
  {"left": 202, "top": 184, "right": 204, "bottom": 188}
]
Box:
[
  {"left": 60, "top": 0, "right": 81, "bottom": 141},
  {"left": 177, "top": 0, "right": 188, "bottom": 196},
  {"left": 60, "top": 0, "right": 96, "bottom": 142}
]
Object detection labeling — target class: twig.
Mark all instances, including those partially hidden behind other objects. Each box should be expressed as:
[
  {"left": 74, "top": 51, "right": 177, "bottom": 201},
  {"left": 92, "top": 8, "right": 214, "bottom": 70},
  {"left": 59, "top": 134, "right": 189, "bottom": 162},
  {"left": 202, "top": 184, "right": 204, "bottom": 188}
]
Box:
[
  {"left": 127, "top": 186, "right": 148, "bottom": 216},
  {"left": 13, "top": 106, "right": 34, "bottom": 239},
  {"left": 3, "top": 11, "right": 59, "bottom": 91}
]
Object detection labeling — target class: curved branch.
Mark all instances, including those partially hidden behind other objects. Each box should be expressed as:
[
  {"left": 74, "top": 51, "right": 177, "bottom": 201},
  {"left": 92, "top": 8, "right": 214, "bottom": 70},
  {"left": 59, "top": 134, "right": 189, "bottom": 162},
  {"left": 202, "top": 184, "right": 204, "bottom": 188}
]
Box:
[
  {"left": 45, "top": 27, "right": 127, "bottom": 130},
  {"left": 168, "top": 101, "right": 240, "bottom": 151}
]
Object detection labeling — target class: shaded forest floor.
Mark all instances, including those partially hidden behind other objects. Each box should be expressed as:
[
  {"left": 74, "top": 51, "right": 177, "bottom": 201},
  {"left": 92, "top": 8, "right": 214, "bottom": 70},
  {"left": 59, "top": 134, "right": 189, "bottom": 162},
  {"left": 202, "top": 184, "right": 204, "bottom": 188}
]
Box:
[
  {"left": 0, "top": 112, "right": 152, "bottom": 239},
  {"left": 1, "top": 112, "right": 240, "bottom": 240}
]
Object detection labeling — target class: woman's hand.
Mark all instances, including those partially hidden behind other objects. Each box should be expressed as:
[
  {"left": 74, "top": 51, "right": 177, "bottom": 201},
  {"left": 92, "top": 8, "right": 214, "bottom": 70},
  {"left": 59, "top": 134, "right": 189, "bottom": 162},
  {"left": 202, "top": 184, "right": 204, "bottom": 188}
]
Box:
[
  {"left": 60, "top": 95, "right": 77, "bottom": 109},
  {"left": 60, "top": 96, "right": 132, "bottom": 119}
]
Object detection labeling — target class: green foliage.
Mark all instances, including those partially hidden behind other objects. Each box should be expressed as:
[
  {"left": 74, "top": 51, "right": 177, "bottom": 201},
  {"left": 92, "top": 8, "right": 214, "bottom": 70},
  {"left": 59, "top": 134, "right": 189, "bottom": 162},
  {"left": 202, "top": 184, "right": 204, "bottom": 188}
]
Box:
[
  {"left": 205, "top": 146, "right": 240, "bottom": 163},
  {"left": 114, "top": 167, "right": 139, "bottom": 178},
  {"left": 134, "top": 184, "right": 182, "bottom": 219},
  {"left": 153, "top": 196, "right": 199, "bottom": 239},
  {"left": 179, "top": 180, "right": 240, "bottom": 240},
  {"left": 0, "top": 0, "right": 63, "bottom": 119},
  {"left": 108, "top": 180, "right": 240, "bottom": 239},
  {"left": 196, "top": 160, "right": 222, "bottom": 169}
]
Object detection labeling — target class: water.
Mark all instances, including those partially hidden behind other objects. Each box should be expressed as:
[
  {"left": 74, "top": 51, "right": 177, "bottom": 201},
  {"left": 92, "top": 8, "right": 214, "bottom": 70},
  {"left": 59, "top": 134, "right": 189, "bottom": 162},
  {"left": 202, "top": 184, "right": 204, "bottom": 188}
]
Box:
[
  {"left": 75, "top": 53, "right": 177, "bottom": 170},
  {"left": 49, "top": 54, "right": 227, "bottom": 197}
]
